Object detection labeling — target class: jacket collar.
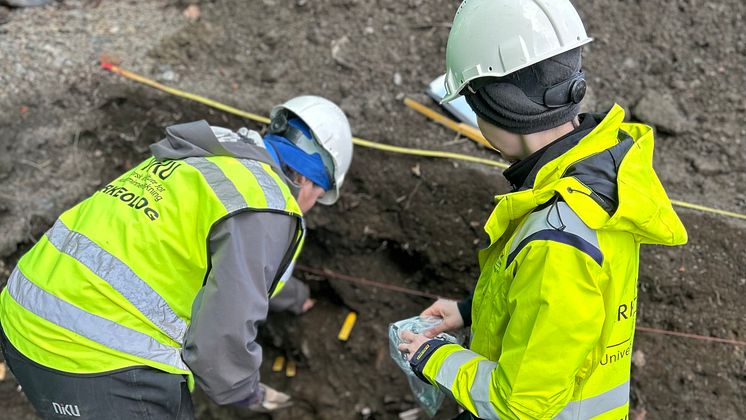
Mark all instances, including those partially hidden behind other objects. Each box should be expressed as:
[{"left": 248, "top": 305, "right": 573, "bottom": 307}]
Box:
[
  {"left": 483, "top": 103, "right": 687, "bottom": 248},
  {"left": 503, "top": 114, "right": 599, "bottom": 191},
  {"left": 484, "top": 104, "right": 627, "bottom": 244}
]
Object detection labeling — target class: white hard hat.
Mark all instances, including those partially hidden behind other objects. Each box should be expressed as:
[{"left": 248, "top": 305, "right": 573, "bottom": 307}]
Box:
[
  {"left": 442, "top": 0, "right": 593, "bottom": 104},
  {"left": 270, "top": 96, "right": 353, "bottom": 205}
]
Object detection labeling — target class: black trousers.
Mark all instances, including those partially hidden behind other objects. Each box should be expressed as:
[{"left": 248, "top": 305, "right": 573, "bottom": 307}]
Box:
[{"left": 0, "top": 325, "right": 193, "bottom": 420}]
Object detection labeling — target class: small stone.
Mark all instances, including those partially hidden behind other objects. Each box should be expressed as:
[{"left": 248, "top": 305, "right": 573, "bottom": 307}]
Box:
[
  {"left": 182, "top": 4, "right": 201, "bottom": 22},
  {"left": 159, "top": 70, "right": 177, "bottom": 82},
  {"left": 671, "top": 79, "right": 687, "bottom": 90},
  {"left": 393, "top": 72, "right": 403, "bottom": 86},
  {"left": 0, "top": 6, "right": 10, "bottom": 25},
  {"left": 632, "top": 350, "right": 646, "bottom": 368},
  {"left": 383, "top": 395, "right": 399, "bottom": 405},
  {"left": 690, "top": 156, "right": 723, "bottom": 176},
  {"left": 632, "top": 91, "right": 688, "bottom": 134},
  {"left": 261, "top": 63, "right": 287, "bottom": 83},
  {"left": 331, "top": 36, "right": 354, "bottom": 69},
  {"left": 399, "top": 407, "right": 422, "bottom": 420},
  {"left": 0, "top": 155, "right": 13, "bottom": 180},
  {"left": 410, "top": 164, "right": 421, "bottom": 177}
]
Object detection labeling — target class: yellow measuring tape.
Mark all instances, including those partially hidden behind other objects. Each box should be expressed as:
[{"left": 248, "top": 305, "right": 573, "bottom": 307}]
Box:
[
  {"left": 100, "top": 63, "right": 746, "bottom": 221},
  {"left": 100, "top": 62, "right": 506, "bottom": 169}
]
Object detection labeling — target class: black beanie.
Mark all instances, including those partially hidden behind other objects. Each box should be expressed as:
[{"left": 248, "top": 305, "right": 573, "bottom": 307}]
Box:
[{"left": 465, "top": 48, "right": 584, "bottom": 135}]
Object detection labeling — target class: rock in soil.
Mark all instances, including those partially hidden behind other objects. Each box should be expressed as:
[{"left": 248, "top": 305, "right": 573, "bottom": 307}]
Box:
[
  {"left": 0, "top": 6, "right": 10, "bottom": 24},
  {"left": 632, "top": 90, "right": 689, "bottom": 134}
]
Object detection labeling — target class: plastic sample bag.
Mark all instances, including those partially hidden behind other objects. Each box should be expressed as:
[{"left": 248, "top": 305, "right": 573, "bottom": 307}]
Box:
[{"left": 388, "top": 316, "right": 464, "bottom": 417}]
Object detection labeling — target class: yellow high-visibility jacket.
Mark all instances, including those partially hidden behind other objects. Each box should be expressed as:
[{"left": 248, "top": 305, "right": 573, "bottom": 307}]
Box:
[{"left": 415, "top": 105, "right": 687, "bottom": 419}]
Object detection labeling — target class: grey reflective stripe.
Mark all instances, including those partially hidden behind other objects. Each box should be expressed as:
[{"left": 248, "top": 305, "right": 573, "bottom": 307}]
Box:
[
  {"left": 471, "top": 359, "right": 501, "bottom": 419},
  {"left": 185, "top": 157, "right": 247, "bottom": 213},
  {"left": 507, "top": 201, "right": 601, "bottom": 265},
  {"left": 509, "top": 202, "right": 599, "bottom": 255},
  {"left": 45, "top": 220, "right": 186, "bottom": 343},
  {"left": 6, "top": 268, "right": 188, "bottom": 372},
  {"left": 434, "top": 349, "right": 480, "bottom": 391},
  {"left": 554, "top": 381, "right": 630, "bottom": 420},
  {"left": 239, "top": 159, "right": 286, "bottom": 210}
]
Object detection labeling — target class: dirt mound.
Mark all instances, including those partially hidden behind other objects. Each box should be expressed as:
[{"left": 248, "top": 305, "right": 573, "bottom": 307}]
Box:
[{"left": 1, "top": 0, "right": 745, "bottom": 419}]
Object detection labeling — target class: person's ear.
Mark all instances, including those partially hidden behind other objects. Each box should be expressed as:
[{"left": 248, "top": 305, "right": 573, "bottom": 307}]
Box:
[{"left": 296, "top": 175, "right": 313, "bottom": 187}]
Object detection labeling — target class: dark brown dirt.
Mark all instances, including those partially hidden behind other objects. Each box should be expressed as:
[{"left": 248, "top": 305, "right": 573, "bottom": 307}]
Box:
[{"left": 1, "top": 0, "right": 745, "bottom": 419}]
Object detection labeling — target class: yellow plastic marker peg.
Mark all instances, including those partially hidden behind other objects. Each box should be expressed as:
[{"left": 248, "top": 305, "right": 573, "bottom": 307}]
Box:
[
  {"left": 338, "top": 311, "right": 358, "bottom": 341},
  {"left": 272, "top": 356, "right": 285, "bottom": 373},
  {"left": 285, "top": 360, "right": 297, "bottom": 378}
]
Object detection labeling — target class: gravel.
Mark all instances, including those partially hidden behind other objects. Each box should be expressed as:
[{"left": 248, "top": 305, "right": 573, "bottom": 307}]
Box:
[{"left": 0, "top": 0, "right": 188, "bottom": 110}]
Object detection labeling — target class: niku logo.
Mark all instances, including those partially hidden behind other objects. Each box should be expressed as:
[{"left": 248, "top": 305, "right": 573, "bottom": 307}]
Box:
[{"left": 52, "top": 402, "right": 80, "bottom": 417}]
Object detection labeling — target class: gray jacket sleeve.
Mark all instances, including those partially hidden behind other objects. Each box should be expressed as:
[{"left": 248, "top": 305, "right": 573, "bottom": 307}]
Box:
[
  {"left": 182, "top": 211, "right": 298, "bottom": 405},
  {"left": 268, "top": 275, "right": 310, "bottom": 315}
]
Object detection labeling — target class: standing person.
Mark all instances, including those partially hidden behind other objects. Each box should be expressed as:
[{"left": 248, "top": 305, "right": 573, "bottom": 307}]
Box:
[
  {"left": 0, "top": 95, "right": 353, "bottom": 419},
  {"left": 398, "top": 1, "right": 687, "bottom": 419}
]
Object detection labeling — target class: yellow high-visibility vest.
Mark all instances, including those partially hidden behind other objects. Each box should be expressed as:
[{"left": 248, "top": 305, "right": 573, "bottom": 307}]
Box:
[{"left": 0, "top": 155, "right": 304, "bottom": 387}]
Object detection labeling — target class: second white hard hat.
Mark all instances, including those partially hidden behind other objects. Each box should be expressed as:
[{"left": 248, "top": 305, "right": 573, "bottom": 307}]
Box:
[
  {"left": 442, "top": 0, "right": 593, "bottom": 104},
  {"left": 270, "top": 96, "right": 353, "bottom": 205}
]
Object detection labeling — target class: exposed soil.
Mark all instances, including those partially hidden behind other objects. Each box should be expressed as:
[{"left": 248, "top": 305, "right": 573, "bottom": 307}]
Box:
[{"left": 1, "top": 0, "right": 745, "bottom": 419}]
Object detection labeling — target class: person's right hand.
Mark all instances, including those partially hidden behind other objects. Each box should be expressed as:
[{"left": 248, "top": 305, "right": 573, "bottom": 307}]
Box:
[
  {"left": 421, "top": 299, "right": 464, "bottom": 338},
  {"left": 248, "top": 383, "right": 293, "bottom": 412}
]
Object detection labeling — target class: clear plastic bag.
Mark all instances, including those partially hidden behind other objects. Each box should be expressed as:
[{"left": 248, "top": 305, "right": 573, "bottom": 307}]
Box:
[{"left": 388, "top": 316, "right": 464, "bottom": 417}]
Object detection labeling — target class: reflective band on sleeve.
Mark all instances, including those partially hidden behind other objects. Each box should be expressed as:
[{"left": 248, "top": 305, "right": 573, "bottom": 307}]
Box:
[
  {"left": 470, "top": 359, "right": 501, "bottom": 419},
  {"left": 434, "top": 349, "right": 480, "bottom": 392},
  {"left": 6, "top": 268, "right": 189, "bottom": 372},
  {"left": 278, "top": 261, "right": 296, "bottom": 287},
  {"left": 239, "top": 159, "right": 286, "bottom": 210},
  {"left": 185, "top": 157, "right": 248, "bottom": 213},
  {"left": 507, "top": 201, "right": 602, "bottom": 267},
  {"left": 555, "top": 380, "right": 630, "bottom": 420},
  {"left": 45, "top": 220, "right": 186, "bottom": 343}
]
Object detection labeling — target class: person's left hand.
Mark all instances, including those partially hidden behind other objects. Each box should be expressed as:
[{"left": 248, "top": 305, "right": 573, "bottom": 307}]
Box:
[
  {"left": 398, "top": 330, "right": 430, "bottom": 361},
  {"left": 301, "top": 298, "right": 315, "bottom": 314}
]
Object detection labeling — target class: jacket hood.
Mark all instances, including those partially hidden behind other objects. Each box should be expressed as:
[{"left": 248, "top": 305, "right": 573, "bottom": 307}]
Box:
[
  {"left": 149, "top": 120, "right": 299, "bottom": 196},
  {"left": 150, "top": 120, "right": 298, "bottom": 190},
  {"left": 150, "top": 120, "right": 271, "bottom": 163},
  {"left": 487, "top": 104, "right": 687, "bottom": 247}
]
